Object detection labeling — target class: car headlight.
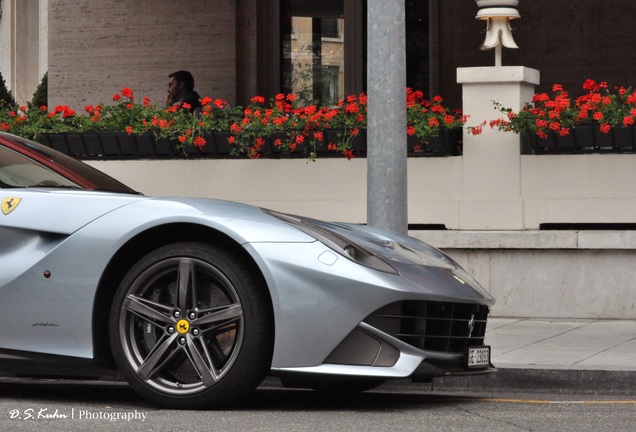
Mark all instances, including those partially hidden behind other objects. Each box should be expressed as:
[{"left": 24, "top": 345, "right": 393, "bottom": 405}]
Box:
[{"left": 265, "top": 210, "right": 398, "bottom": 275}]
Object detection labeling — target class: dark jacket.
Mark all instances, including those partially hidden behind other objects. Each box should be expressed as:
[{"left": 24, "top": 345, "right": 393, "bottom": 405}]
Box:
[{"left": 178, "top": 90, "right": 202, "bottom": 113}]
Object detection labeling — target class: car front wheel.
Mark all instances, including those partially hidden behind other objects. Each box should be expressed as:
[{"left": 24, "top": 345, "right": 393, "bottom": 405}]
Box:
[{"left": 109, "top": 242, "right": 273, "bottom": 409}]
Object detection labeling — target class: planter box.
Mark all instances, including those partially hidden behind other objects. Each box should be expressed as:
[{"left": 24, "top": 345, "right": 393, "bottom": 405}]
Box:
[
  {"left": 33, "top": 130, "right": 463, "bottom": 160},
  {"left": 47, "top": 133, "right": 71, "bottom": 154},
  {"left": 135, "top": 134, "right": 156, "bottom": 157},
  {"left": 525, "top": 125, "right": 636, "bottom": 155},
  {"left": 407, "top": 127, "right": 462, "bottom": 157},
  {"left": 267, "top": 132, "right": 308, "bottom": 158},
  {"left": 82, "top": 133, "right": 103, "bottom": 156},
  {"left": 324, "top": 129, "right": 367, "bottom": 157},
  {"left": 99, "top": 134, "right": 122, "bottom": 157},
  {"left": 198, "top": 133, "right": 216, "bottom": 157},
  {"left": 213, "top": 132, "right": 234, "bottom": 158},
  {"left": 153, "top": 137, "right": 177, "bottom": 157}
]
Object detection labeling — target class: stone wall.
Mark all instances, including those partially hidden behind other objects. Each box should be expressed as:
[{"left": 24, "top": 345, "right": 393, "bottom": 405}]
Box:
[
  {"left": 47, "top": 0, "right": 236, "bottom": 110},
  {"left": 85, "top": 152, "right": 636, "bottom": 231},
  {"left": 413, "top": 231, "right": 636, "bottom": 319}
]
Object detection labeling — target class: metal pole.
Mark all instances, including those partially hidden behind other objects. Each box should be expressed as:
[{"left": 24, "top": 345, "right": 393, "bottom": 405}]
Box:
[{"left": 366, "top": 0, "right": 408, "bottom": 234}]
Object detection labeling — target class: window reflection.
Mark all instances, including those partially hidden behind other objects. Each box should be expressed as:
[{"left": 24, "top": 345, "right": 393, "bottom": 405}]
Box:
[
  {"left": 283, "top": 1, "right": 344, "bottom": 106},
  {"left": 280, "top": 1, "right": 429, "bottom": 103}
]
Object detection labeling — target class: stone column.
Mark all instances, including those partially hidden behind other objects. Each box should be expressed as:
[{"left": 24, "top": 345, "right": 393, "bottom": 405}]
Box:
[
  {"left": 457, "top": 66, "right": 539, "bottom": 229},
  {"left": 5, "top": 0, "right": 42, "bottom": 105},
  {"left": 366, "top": 0, "right": 408, "bottom": 234}
]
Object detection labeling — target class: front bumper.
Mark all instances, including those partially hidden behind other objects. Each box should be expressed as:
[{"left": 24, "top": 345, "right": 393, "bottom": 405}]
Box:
[{"left": 272, "top": 300, "right": 495, "bottom": 381}]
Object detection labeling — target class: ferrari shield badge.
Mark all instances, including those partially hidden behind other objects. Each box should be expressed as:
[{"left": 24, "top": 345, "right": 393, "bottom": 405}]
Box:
[{"left": 1, "top": 197, "right": 21, "bottom": 215}]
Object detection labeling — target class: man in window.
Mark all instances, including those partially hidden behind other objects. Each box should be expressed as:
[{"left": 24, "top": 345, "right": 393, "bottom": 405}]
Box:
[{"left": 165, "top": 70, "right": 202, "bottom": 114}]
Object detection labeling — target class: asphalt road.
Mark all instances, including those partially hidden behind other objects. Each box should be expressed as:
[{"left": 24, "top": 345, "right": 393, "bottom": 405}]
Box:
[{"left": 1, "top": 378, "right": 635, "bottom": 432}]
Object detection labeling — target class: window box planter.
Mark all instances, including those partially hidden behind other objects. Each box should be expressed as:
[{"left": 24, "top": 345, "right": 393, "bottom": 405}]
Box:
[
  {"left": 407, "top": 127, "right": 462, "bottom": 157},
  {"left": 82, "top": 133, "right": 103, "bottom": 157},
  {"left": 574, "top": 124, "right": 635, "bottom": 152},
  {"left": 99, "top": 133, "right": 123, "bottom": 157},
  {"left": 116, "top": 134, "right": 138, "bottom": 157},
  {"left": 46, "top": 133, "right": 70, "bottom": 155},
  {"left": 213, "top": 132, "right": 234, "bottom": 158},
  {"left": 152, "top": 137, "right": 177, "bottom": 158},
  {"left": 322, "top": 129, "right": 367, "bottom": 158},
  {"left": 524, "top": 125, "right": 636, "bottom": 154},
  {"left": 32, "top": 130, "right": 464, "bottom": 160},
  {"left": 198, "top": 134, "right": 216, "bottom": 157},
  {"left": 135, "top": 133, "right": 156, "bottom": 157}
]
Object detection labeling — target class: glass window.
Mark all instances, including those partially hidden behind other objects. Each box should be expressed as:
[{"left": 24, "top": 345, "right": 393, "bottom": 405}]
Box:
[
  {"left": 406, "top": 0, "right": 430, "bottom": 93},
  {"left": 0, "top": 134, "right": 138, "bottom": 193},
  {"left": 0, "top": 144, "right": 79, "bottom": 189},
  {"left": 321, "top": 65, "right": 340, "bottom": 106},
  {"left": 275, "top": 1, "right": 428, "bottom": 103},
  {"left": 282, "top": 1, "right": 345, "bottom": 106},
  {"left": 321, "top": 18, "right": 340, "bottom": 39}
]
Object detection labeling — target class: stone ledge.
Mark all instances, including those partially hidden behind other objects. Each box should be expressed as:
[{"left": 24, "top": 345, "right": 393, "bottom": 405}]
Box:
[
  {"left": 409, "top": 230, "right": 636, "bottom": 250},
  {"left": 456, "top": 65, "right": 540, "bottom": 85}
]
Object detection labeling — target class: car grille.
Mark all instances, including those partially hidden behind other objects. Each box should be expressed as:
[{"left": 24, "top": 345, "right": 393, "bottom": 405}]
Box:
[{"left": 362, "top": 301, "right": 489, "bottom": 354}]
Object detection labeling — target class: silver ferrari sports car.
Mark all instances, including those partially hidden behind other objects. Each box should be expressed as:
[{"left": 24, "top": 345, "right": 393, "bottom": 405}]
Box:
[{"left": 0, "top": 131, "right": 495, "bottom": 408}]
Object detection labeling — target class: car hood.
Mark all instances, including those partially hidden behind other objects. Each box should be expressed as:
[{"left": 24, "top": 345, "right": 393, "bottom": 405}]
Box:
[
  {"left": 298, "top": 217, "right": 494, "bottom": 302},
  {"left": 300, "top": 217, "right": 457, "bottom": 268}
]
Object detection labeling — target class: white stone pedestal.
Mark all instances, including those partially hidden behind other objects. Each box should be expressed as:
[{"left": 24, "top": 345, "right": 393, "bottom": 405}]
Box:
[{"left": 457, "top": 66, "right": 540, "bottom": 229}]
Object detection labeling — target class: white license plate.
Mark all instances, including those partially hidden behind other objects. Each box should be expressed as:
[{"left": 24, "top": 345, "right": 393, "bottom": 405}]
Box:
[{"left": 467, "top": 346, "right": 490, "bottom": 368}]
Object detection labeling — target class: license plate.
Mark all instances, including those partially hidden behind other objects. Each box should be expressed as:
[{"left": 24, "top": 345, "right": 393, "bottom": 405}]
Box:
[{"left": 467, "top": 346, "right": 490, "bottom": 368}]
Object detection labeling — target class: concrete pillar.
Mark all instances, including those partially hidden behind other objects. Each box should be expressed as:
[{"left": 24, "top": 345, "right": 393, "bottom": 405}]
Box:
[
  {"left": 39, "top": 0, "right": 48, "bottom": 78},
  {"left": 457, "top": 66, "right": 539, "bottom": 229},
  {"left": 0, "top": 0, "right": 42, "bottom": 105},
  {"left": 366, "top": 0, "right": 407, "bottom": 234}
]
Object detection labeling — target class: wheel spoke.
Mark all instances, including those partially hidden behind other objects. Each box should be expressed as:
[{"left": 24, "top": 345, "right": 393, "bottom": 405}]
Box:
[
  {"left": 207, "top": 337, "right": 233, "bottom": 368},
  {"left": 123, "top": 294, "right": 173, "bottom": 325},
  {"left": 176, "top": 258, "right": 195, "bottom": 313},
  {"left": 185, "top": 336, "right": 218, "bottom": 387},
  {"left": 136, "top": 333, "right": 180, "bottom": 380},
  {"left": 193, "top": 304, "right": 243, "bottom": 328}
]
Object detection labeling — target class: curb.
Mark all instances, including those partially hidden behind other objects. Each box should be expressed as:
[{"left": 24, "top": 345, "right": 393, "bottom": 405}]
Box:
[{"left": 426, "top": 368, "right": 636, "bottom": 395}]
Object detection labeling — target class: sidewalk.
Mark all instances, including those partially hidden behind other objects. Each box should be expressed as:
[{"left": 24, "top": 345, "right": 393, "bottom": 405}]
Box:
[
  {"left": 428, "top": 318, "right": 636, "bottom": 394},
  {"left": 486, "top": 318, "right": 636, "bottom": 371}
]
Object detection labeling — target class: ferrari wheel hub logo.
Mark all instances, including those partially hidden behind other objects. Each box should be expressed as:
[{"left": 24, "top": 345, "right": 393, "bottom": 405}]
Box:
[
  {"left": 176, "top": 319, "right": 190, "bottom": 334},
  {"left": 1, "top": 197, "right": 21, "bottom": 215}
]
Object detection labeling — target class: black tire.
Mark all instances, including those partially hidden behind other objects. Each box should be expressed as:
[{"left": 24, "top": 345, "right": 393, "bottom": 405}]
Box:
[{"left": 109, "top": 242, "right": 273, "bottom": 409}]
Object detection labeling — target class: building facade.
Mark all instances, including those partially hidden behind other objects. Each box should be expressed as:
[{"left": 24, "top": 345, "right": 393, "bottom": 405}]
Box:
[
  {"left": 3, "top": 0, "right": 636, "bottom": 318},
  {"left": 3, "top": 1, "right": 636, "bottom": 110}
]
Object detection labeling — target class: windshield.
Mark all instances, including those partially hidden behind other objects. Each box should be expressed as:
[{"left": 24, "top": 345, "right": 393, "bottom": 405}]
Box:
[{"left": 0, "top": 133, "right": 139, "bottom": 194}]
